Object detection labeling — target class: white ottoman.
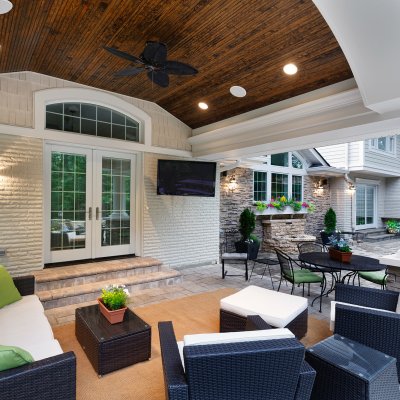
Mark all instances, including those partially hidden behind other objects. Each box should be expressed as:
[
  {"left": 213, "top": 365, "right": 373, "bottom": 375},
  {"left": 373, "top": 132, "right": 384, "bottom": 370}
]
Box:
[{"left": 220, "top": 285, "right": 308, "bottom": 338}]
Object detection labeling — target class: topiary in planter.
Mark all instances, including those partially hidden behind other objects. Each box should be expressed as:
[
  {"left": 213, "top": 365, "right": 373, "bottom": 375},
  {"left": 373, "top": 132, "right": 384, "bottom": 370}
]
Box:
[
  {"left": 235, "top": 208, "right": 260, "bottom": 260},
  {"left": 324, "top": 208, "right": 337, "bottom": 234}
]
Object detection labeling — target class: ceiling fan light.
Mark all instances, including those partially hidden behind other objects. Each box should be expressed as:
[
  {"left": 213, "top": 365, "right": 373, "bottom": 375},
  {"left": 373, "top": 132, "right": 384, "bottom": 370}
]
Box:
[
  {"left": 198, "top": 102, "right": 208, "bottom": 110},
  {"left": 283, "top": 63, "right": 298, "bottom": 75},
  {"left": 0, "top": 0, "right": 12, "bottom": 14}
]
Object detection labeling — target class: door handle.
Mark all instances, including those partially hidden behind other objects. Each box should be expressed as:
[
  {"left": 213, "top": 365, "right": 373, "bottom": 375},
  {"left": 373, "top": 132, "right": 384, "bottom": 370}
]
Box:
[
  {"left": 88, "top": 207, "right": 92, "bottom": 221},
  {"left": 96, "top": 207, "right": 100, "bottom": 220}
]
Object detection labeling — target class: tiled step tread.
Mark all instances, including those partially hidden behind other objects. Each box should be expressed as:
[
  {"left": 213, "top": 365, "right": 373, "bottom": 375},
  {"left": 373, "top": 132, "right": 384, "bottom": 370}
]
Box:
[
  {"left": 34, "top": 257, "right": 162, "bottom": 283},
  {"left": 37, "top": 268, "right": 181, "bottom": 302}
]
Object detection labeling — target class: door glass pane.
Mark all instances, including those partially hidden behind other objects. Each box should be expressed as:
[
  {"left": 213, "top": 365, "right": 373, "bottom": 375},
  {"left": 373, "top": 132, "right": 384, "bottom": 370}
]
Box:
[
  {"left": 366, "top": 186, "right": 374, "bottom": 224},
  {"left": 101, "top": 157, "right": 131, "bottom": 247},
  {"left": 51, "top": 152, "right": 86, "bottom": 251},
  {"left": 356, "top": 185, "right": 375, "bottom": 226}
]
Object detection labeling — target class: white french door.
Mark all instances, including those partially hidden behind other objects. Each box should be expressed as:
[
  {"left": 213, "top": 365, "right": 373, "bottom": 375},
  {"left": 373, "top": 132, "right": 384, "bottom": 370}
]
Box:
[
  {"left": 355, "top": 184, "right": 377, "bottom": 229},
  {"left": 45, "top": 144, "right": 136, "bottom": 263}
]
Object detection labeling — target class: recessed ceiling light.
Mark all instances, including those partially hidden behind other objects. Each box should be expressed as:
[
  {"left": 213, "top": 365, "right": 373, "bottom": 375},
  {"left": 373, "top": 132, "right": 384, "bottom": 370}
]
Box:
[
  {"left": 0, "top": 0, "right": 13, "bottom": 14},
  {"left": 198, "top": 102, "right": 208, "bottom": 110},
  {"left": 283, "top": 63, "right": 298, "bottom": 75},
  {"left": 230, "top": 86, "right": 246, "bottom": 98}
]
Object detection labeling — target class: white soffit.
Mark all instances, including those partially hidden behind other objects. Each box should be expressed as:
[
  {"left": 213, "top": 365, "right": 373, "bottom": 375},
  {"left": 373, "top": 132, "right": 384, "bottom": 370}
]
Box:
[{"left": 313, "top": 0, "right": 400, "bottom": 114}]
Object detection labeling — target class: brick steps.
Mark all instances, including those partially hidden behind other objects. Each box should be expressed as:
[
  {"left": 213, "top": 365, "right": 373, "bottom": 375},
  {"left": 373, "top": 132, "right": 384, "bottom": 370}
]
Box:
[{"left": 33, "top": 257, "right": 182, "bottom": 310}]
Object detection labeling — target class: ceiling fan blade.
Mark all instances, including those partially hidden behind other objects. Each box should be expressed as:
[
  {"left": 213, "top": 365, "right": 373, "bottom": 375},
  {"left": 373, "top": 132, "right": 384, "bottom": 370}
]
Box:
[
  {"left": 103, "top": 46, "right": 144, "bottom": 64},
  {"left": 147, "top": 70, "right": 169, "bottom": 88},
  {"left": 165, "top": 60, "right": 198, "bottom": 75},
  {"left": 142, "top": 41, "right": 167, "bottom": 65},
  {"left": 114, "top": 67, "right": 144, "bottom": 77}
]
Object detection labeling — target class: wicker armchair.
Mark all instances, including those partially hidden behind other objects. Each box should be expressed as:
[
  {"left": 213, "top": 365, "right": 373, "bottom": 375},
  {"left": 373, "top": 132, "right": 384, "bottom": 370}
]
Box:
[
  {"left": 158, "top": 318, "right": 315, "bottom": 400},
  {"left": 0, "top": 276, "right": 76, "bottom": 400},
  {"left": 333, "top": 283, "right": 400, "bottom": 381}
]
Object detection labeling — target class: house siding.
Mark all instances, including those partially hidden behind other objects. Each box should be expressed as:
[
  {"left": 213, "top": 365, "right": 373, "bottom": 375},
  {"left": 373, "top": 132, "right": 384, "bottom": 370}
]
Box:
[
  {"left": 143, "top": 153, "right": 220, "bottom": 267},
  {"left": 363, "top": 135, "right": 400, "bottom": 175},
  {"left": 316, "top": 144, "right": 347, "bottom": 168},
  {"left": 0, "top": 133, "right": 43, "bottom": 275},
  {"left": 329, "top": 178, "right": 353, "bottom": 232},
  {"left": 0, "top": 72, "right": 192, "bottom": 151},
  {"left": 384, "top": 178, "right": 400, "bottom": 218}
]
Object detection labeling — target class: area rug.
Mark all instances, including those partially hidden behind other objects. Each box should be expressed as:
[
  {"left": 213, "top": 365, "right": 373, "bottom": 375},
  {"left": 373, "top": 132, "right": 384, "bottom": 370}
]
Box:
[{"left": 53, "top": 288, "right": 331, "bottom": 400}]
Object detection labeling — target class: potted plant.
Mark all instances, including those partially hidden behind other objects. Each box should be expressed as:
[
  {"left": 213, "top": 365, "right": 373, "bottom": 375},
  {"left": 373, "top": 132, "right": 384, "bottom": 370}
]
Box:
[
  {"left": 98, "top": 284, "right": 130, "bottom": 324},
  {"left": 328, "top": 236, "right": 352, "bottom": 263},
  {"left": 386, "top": 220, "right": 400, "bottom": 234},
  {"left": 235, "top": 208, "right": 260, "bottom": 260},
  {"left": 320, "top": 208, "right": 338, "bottom": 246}
]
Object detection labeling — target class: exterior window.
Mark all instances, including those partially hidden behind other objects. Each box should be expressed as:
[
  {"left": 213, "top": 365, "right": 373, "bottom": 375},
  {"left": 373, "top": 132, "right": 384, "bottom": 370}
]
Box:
[
  {"left": 271, "top": 173, "right": 288, "bottom": 199},
  {"left": 292, "top": 176, "right": 302, "bottom": 201},
  {"left": 292, "top": 154, "right": 303, "bottom": 169},
  {"left": 271, "top": 153, "right": 289, "bottom": 167},
  {"left": 46, "top": 102, "right": 140, "bottom": 142},
  {"left": 253, "top": 171, "right": 267, "bottom": 201},
  {"left": 370, "top": 136, "right": 396, "bottom": 154}
]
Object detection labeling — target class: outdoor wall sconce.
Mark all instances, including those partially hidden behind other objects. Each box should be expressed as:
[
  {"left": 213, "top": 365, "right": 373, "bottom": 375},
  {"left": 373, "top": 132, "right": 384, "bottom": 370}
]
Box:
[
  {"left": 348, "top": 183, "right": 356, "bottom": 191},
  {"left": 315, "top": 178, "right": 327, "bottom": 190},
  {"left": 227, "top": 175, "right": 238, "bottom": 192}
]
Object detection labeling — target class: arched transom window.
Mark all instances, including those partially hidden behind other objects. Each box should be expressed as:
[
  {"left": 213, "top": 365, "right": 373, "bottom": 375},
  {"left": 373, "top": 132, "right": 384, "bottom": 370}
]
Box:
[{"left": 45, "top": 102, "right": 140, "bottom": 142}]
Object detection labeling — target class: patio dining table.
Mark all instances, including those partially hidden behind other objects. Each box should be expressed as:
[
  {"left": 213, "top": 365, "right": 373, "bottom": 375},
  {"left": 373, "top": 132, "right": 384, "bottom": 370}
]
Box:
[{"left": 298, "top": 252, "right": 384, "bottom": 310}]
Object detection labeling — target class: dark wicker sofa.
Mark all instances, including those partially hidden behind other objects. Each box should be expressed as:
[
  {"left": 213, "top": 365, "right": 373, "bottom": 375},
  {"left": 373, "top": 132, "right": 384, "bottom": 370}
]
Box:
[
  {"left": 333, "top": 283, "right": 400, "bottom": 381},
  {"left": 158, "top": 315, "right": 315, "bottom": 400},
  {"left": 0, "top": 276, "right": 76, "bottom": 400}
]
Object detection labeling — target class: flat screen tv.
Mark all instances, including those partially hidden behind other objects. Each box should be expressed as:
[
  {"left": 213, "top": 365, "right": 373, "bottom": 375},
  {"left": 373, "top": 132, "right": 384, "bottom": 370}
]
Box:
[{"left": 157, "top": 159, "right": 216, "bottom": 197}]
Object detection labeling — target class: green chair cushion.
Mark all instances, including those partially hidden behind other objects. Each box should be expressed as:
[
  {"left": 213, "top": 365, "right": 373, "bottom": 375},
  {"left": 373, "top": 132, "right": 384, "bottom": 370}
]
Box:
[
  {"left": 0, "top": 345, "right": 34, "bottom": 371},
  {"left": 358, "top": 270, "right": 387, "bottom": 285},
  {"left": 0, "top": 265, "right": 22, "bottom": 308},
  {"left": 285, "top": 270, "right": 323, "bottom": 284}
]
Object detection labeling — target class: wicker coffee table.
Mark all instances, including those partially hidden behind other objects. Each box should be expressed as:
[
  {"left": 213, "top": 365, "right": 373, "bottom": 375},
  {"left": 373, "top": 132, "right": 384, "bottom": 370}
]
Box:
[{"left": 75, "top": 304, "right": 151, "bottom": 376}]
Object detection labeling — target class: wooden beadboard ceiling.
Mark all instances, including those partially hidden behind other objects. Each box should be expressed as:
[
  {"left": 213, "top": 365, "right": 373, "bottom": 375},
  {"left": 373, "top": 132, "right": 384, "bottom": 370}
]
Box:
[{"left": 0, "top": 0, "right": 353, "bottom": 129}]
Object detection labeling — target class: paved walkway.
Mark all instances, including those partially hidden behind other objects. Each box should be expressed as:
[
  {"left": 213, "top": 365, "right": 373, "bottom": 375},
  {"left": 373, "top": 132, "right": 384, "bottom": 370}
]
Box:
[{"left": 47, "top": 240, "right": 396, "bottom": 327}]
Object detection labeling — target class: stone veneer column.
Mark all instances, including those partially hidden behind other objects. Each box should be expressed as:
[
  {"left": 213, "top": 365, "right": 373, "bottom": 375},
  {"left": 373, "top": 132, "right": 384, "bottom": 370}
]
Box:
[
  {"left": 386, "top": 267, "right": 400, "bottom": 292},
  {"left": 219, "top": 168, "right": 263, "bottom": 247},
  {"left": 304, "top": 176, "right": 332, "bottom": 236}
]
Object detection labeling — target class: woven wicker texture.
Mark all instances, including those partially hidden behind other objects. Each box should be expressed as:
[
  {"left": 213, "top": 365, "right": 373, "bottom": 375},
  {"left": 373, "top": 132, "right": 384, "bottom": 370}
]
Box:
[{"left": 220, "top": 307, "right": 308, "bottom": 339}]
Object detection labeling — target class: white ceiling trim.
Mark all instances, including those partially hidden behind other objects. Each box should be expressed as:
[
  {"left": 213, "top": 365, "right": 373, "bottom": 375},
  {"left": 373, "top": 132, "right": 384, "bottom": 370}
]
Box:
[
  {"left": 313, "top": 0, "right": 400, "bottom": 114},
  {"left": 189, "top": 86, "right": 400, "bottom": 160}
]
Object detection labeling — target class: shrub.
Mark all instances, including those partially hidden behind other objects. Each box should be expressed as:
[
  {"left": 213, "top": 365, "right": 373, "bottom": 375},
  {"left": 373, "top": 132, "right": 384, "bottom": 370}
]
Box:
[{"left": 324, "top": 208, "right": 337, "bottom": 233}]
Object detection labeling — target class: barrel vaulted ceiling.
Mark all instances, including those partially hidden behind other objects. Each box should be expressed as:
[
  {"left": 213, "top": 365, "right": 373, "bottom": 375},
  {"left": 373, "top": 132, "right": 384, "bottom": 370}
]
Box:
[{"left": 0, "top": 0, "right": 353, "bottom": 129}]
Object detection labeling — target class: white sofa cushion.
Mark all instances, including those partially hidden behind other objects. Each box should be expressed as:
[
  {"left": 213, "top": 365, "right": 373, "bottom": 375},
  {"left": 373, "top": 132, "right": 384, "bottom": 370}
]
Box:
[
  {"left": 330, "top": 301, "right": 395, "bottom": 331},
  {"left": 23, "top": 339, "right": 63, "bottom": 361},
  {"left": 184, "top": 328, "right": 294, "bottom": 347},
  {"left": 0, "top": 295, "right": 44, "bottom": 319},
  {"left": 0, "top": 309, "right": 54, "bottom": 347},
  {"left": 220, "top": 285, "right": 308, "bottom": 328},
  {"left": 178, "top": 328, "right": 294, "bottom": 370}
]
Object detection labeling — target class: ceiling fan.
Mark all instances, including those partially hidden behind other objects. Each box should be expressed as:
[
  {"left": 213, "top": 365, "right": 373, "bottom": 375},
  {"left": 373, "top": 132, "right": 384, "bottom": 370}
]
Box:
[{"left": 104, "top": 41, "right": 198, "bottom": 88}]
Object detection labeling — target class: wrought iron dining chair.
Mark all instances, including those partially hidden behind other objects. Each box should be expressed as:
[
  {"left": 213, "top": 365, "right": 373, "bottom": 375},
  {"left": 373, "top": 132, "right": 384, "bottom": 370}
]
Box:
[
  {"left": 357, "top": 268, "right": 388, "bottom": 289},
  {"left": 276, "top": 249, "right": 325, "bottom": 312},
  {"left": 221, "top": 229, "right": 259, "bottom": 281}
]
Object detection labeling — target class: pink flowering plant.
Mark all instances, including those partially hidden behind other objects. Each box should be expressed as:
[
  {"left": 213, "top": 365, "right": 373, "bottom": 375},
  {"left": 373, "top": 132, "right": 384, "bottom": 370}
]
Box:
[{"left": 255, "top": 196, "right": 315, "bottom": 213}]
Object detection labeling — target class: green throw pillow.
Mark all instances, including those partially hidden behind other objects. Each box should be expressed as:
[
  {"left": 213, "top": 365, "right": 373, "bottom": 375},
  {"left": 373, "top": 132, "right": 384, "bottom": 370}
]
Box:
[
  {"left": 0, "top": 265, "right": 22, "bottom": 308},
  {"left": 0, "top": 345, "right": 34, "bottom": 371}
]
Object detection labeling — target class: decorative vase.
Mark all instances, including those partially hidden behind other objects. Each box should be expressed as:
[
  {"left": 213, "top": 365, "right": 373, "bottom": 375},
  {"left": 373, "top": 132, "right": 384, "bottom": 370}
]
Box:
[
  {"left": 98, "top": 298, "right": 127, "bottom": 324},
  {"left": 328, "top": 247, "right": 352, "bottom": 263}
]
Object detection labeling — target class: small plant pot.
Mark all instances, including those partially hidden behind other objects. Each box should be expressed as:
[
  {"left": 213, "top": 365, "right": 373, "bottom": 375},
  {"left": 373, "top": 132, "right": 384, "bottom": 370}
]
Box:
[
  {"left": 329, "top": 247, "right": 352, "bottom": 263},
  {"left": 98, "top": 298, "right": 127, "bottom": 324}
]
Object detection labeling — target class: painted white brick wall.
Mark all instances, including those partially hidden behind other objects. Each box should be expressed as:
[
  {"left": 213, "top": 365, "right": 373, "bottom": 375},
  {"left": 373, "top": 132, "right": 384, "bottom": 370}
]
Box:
[
  {"left": 0, "top": 71, "right": 192, "bottom": 151},
  {"left": 143, "top": 153, "right": 220, "bottom": 267},
  {"left": 0, "top": 133, "right": 43, "bottom": 276}
]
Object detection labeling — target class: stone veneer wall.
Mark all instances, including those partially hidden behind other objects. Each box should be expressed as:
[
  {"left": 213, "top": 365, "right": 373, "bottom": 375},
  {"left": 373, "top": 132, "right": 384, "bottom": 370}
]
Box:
[
  {"left": 304, "top": 175, "right": 332, "bottom": 236},
  {"left": 0, "top": 133, "right": 43, "bottom": 275},
  {"left": 219, "top": 168, "right": 332, "bottom": 251},
  {"left": 220, "top": 168, "right": 263, "bottom": 249}
]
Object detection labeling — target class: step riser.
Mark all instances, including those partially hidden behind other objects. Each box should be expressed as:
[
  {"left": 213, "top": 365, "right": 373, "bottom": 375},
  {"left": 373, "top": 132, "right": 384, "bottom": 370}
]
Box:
[
  {"left": 364, "top": 236, "right": 397, "bottom": 242},
  {"left": 41, "top": 275, "right": 182, "bottom": 310},
  {"left": 36, "top": 264, "right": 162, "bottom": 291}
]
